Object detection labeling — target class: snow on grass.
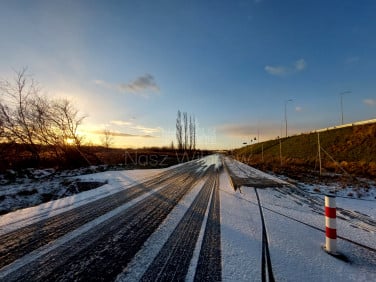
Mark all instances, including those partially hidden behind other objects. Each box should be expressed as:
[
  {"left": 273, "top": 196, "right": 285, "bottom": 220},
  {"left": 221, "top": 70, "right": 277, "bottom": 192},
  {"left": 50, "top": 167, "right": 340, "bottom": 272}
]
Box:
[
  {"left": 261, "top": 205, "right": 373, "bottom": 281},
  {"left": 336, "top": 197, "right": 376, "bottom": 219},
  {"left": 202, "top": 157, "right": 376, "bottom": 281},
  {"left": 253, "top": 187, "right": 376, "bottom": 281},
  {"left": 0, "top": 165, "right": 168, "bottom": 215},
  {"left": 249, "top": 186, "right": 376, "bottom": 249},
  {"left": 0, "top": 168, "right": 164, "bottom": 235},
  {"left": 299, "top": 182, "right": 376, "bottom": 201}
]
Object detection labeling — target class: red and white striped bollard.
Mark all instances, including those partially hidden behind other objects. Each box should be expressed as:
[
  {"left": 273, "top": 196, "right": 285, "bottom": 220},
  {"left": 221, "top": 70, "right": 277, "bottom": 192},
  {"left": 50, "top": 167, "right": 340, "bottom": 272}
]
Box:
[{"left": 325, "top": 195, "right": 337, "bottom": 254}]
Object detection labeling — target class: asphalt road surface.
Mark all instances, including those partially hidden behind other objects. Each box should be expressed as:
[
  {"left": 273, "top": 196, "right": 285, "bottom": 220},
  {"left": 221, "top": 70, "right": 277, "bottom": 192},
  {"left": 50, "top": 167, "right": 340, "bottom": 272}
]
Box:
[{"left": 1, "top": 158, "right": 228, "bottom": 281}]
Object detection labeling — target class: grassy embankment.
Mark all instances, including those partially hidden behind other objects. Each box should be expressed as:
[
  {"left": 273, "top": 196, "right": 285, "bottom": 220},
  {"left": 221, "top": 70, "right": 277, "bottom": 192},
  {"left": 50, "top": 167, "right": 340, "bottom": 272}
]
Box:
[{"left": 232, "top": 122, "right": 376, "bottom": 179}]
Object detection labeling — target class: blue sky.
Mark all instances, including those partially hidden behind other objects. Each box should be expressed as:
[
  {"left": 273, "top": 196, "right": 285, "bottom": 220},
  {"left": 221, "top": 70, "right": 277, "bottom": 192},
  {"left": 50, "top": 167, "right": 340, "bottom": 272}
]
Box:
[{"left": 1, "top": 0, "right": 375, "bottom": 149}]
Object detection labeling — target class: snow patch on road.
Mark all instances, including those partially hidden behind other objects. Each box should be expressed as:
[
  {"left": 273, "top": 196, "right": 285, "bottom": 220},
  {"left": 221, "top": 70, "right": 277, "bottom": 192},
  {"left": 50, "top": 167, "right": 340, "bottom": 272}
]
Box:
[
  {"left": 200, "top": 154, "right": 222, "bottom": 170},
  {"left": 219, "top": 170, "right": 263, "bottom": 281}
]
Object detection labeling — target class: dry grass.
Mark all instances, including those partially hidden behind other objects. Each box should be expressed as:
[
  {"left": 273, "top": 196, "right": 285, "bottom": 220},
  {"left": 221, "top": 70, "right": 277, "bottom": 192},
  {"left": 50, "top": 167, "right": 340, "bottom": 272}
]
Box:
[{"left": 233, "top": 122, "right": 376, "bottom": 179}]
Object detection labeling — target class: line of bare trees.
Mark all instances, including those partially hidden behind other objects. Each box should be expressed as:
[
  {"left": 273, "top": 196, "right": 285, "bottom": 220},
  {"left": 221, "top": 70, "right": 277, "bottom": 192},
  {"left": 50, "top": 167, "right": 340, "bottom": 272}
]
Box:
[
  {"left": 176, "top": 110, "right": 196, "bottom": 151},
  {"left": 0, "top": 69, "right": 86, "bottom": 165}
]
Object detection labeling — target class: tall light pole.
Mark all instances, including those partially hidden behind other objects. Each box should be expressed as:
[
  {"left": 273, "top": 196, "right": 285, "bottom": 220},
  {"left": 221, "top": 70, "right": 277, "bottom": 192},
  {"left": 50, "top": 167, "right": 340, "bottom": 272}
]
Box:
[
  {"left": 339, "top": 91, "right": 351, "bottom": 125},
  {"left": 284, "top": 99, "right": 293, "bottom": 137}
]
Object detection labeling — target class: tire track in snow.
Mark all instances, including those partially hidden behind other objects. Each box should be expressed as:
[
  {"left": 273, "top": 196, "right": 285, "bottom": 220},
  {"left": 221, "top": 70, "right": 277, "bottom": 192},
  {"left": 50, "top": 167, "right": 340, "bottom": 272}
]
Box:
[
  {"left": 140, "top": 166, "right": 217, "bottom": 281},
  {"left": 194, "top": 172, "right": 222, "bottom": 281}
]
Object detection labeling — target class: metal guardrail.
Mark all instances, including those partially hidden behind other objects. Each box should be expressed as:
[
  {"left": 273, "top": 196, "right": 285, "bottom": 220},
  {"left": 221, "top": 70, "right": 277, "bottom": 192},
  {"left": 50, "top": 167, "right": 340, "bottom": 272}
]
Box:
[{"left": 313, "top": 118, "right": 376, "bottom": 133}]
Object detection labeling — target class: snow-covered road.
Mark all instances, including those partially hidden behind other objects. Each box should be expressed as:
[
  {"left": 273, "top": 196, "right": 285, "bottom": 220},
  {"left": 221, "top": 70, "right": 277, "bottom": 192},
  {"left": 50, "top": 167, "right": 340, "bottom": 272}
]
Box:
[{"left": 0, "top": 155, "right": 375, "bottom": 281}]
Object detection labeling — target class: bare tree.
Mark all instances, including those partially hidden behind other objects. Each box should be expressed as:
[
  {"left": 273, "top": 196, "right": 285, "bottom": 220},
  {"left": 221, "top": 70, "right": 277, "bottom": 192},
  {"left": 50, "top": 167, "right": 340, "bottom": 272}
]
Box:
[
  {"left": 174, "top": 110, "right": 198, "bottom": 152},
  {"left": 0, "top": 69, "right": 86, "bottom": 164},
  {"left": 176, "top": 110, "right": 183, "bottom": 150},
  {"left": 193, "top": 115, "right": 196, "bottom": 150},
  {"left": 0, "top": 68, "right": 41, "bottom": 161},
  {"left": 101, "top": 128, "right": 114, "bottom": 149},
  {"left": 183, "top": 112, "right": 188, "bottom": 150},
  {"left": 53, "top": 99, "right": 85, "bottom": 147},
  {"left": 189, "top": 115, "right": 193, "bottom": 150}
]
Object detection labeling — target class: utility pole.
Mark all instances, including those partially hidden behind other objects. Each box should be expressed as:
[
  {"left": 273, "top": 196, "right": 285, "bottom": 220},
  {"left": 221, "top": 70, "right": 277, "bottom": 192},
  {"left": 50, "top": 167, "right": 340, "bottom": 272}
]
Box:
[
  {"left": 284, "top": 99, "right": 293, "bottom": 137},
  {"left": 318, "top": 132, "right": 322, "bottom": 176}
]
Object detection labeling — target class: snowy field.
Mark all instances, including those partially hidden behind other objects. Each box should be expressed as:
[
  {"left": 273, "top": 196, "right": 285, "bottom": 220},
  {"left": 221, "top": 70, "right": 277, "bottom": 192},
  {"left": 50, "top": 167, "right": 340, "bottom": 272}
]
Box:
[
  {"left": 225, "top": 158, "right": 376, "bottom": 281},
  {"left": 0, "top": 155, "right": 375, "bottom": 281},
  {"left": 0, "top": 168, "right": 164, "bottom": 234}
]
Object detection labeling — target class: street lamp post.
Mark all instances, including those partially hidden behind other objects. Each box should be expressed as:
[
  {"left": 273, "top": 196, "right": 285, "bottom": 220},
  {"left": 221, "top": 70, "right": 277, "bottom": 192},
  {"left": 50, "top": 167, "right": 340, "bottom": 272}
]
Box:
[
  {"left": 284, "top": 99, "right": 293, "bottom": 137},
  {"left": 339, "top": 91, "right": 351, "bottom": 125}
]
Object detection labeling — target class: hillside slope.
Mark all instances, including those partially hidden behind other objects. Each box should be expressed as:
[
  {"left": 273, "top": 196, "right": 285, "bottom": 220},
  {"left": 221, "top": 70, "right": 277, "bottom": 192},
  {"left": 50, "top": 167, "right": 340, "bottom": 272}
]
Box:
[{"left": 232, "top": 121, "right": 376, "bottom": 178}]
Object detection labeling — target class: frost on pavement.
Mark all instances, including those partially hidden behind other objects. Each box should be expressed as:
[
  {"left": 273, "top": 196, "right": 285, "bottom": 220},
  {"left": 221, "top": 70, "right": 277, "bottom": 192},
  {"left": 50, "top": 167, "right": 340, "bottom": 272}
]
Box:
[{"left": 219, "top": 166, "right": 263, "bottom": 281}]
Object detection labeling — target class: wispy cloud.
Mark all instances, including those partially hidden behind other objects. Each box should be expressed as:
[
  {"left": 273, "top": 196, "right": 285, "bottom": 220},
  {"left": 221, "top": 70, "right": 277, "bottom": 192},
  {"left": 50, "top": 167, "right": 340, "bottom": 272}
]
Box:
[
  {"left": 109, "top": 119, "right": 161, "bottom": 135},
  {"left": 265, "top": 58, "right": 307, "bottom": 76},
  {"left": 295, "top": 106, "right": 303, "bottom": 112},
  {"left": 264, "top": 65, "right": 289, "bottom": 76},
  {"left": 91, "top": 130, "right": 154, "bottom": 138},
  {"left": 119, "top": 74, "right": 159, "bottom": 93},
  {"left": 110, "top": 120, "right": 132, "bottom": 126},
  {"left": 94, "top": 74, "right": 160, "bottom": 95},
  {"left": 363, "top": 99, "right": 376, "bottom": 106},
  {"left": 132, "top": 125, "right": 161, "bottom": 135}
]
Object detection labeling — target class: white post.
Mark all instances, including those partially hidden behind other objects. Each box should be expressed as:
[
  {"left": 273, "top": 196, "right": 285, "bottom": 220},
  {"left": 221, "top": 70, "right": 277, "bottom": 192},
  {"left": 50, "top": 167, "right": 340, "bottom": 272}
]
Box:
[
  {"left": 325, "top": 195, "right": 337, "bottom": 254},
  {"left": 318, "top": 132, "right": 322, "bottom": 176}
]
